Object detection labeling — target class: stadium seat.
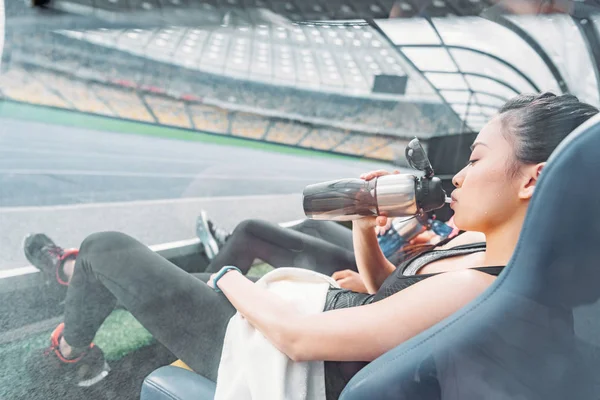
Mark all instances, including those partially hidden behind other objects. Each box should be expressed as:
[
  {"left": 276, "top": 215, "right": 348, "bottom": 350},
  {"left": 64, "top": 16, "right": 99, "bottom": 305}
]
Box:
[
  {"left": 141, "top": 114, "right": 600, "bottom": 399},
  {"left": 145, "top": 95, "right": 192, "bottom": 128},
  {"left": 230, "top": 112, "right": 270, "bottom": 139},
  {"left": 300, "top": 128, "right": 348, "bottom": 150},
  {"left": 265, "top": 121, "right": 310, "bottom": 145},
  {"left": 189, "top": 104, "right": 230, "bottom": 134},
  {"left": 141, "top": 366, "right": 216, "bottom": 400}
]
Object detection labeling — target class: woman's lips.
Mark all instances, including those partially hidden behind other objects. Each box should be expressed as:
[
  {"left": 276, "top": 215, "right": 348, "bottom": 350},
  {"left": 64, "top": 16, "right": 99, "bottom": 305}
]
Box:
[{"left": 450, "top": 194, "right": 457, "bottom": 208}]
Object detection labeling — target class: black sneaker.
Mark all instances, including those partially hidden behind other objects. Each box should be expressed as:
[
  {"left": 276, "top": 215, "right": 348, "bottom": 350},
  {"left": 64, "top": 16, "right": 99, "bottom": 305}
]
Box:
[
  {"left": 196, "top": 211, "right": 230, "bottom": 260},
  {"left": 208, "top": 220, "right": 231, "bottom": 249},
  {"left": 23, "top": 233, "right": 79, "bottom": 286},
  {"left": 28, "top": 323, "right": 110, "bottom": 388}
]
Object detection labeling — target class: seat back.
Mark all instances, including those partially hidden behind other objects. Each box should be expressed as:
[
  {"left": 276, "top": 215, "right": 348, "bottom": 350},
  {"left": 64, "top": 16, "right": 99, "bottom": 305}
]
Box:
[{"left": 341, "top": 114, "right": 600, "bottom": 400}]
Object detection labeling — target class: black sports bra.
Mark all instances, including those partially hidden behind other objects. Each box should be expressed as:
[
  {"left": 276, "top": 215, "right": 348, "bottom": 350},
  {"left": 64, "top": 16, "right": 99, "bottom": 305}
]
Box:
[{"left": 372, "top": 242, "right": 504, "bottom": 302}]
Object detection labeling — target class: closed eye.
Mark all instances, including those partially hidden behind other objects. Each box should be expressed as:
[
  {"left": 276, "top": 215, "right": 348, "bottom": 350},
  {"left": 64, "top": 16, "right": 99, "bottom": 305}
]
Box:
[{"left": 468, "top": 159, "right": 479, "bottom": 165}]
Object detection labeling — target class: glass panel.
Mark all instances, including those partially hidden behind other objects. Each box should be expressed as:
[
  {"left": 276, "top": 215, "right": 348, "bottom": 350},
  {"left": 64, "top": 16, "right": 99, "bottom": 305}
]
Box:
[
  {"left": 377, "top": 18, "right": 441, "bottom": 45},
  {"left": 402, "top": 47, "right": 458, "bottom": 72},
  {"left": 434, "top": 16, "right": 561, "bottom": 93},
  {"left": 451, "top": 103, "right": 486, "bottom": 117},
  {"left": 509, "top": 14, "right": 600, "bottom": 107},
  {"left": 450, "top": 48, "right": 537, "bottom": 93},
  {"left": 465, "top": 74, "right": 520, "bottom": 99},
  {"left": 425, "top": 72, "right": 469, "bottom": 90},
  {"left": 440, "top": 90, "right": 472, "bottom": 103},
  {"left": 474, "top": 92, "right": 508, "bottom": 106}
]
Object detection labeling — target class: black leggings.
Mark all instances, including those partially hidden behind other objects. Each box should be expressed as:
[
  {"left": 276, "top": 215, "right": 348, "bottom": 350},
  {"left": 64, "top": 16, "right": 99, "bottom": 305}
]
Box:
[
  {"left": 62, "top": 221, "right": 357, "bottom": 382},
  {"left": 63, "top": 231, "right": 236, "bottom": 382},
  {"left": 205, "top": 219, "right": 357, "bottom": 276}
]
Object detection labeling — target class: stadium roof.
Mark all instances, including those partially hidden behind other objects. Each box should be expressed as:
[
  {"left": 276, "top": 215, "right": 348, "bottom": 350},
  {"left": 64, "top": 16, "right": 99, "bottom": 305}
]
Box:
[
  {"left": 378, "top": 13, "right": 600, "bottom": 130},
  {"left": 56, "top": 10, "right": 600, "bottom": 132},
  {"left": 9, "top": 0, "right": 600, "bottom": 133},
  {"left": 59, "top": 22, "right": 436, "bottom": 101}
]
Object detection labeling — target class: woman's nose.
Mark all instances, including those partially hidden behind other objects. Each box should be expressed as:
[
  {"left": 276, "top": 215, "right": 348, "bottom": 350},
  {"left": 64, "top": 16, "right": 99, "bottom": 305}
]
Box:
[{"left": 452, "top": 168, "right": 466, "bottom": 188}]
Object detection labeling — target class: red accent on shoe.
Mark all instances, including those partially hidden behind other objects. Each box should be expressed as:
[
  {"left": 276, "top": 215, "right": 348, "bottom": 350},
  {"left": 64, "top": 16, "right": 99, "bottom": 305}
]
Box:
[
  {"left": 55, "top": 249, "right": 79, "bottom": 286},
  {"left": 49, "top": 323, "right": 86, "bottom": 364}
]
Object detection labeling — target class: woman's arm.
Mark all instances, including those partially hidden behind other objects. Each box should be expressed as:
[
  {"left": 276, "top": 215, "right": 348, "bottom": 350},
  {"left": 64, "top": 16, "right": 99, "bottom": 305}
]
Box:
[
  {"left": 211, "top": 270, "right": 309, "bottom": 360},
  {"left": 351, "top": 169, "right": 403, "bottom": 293},
  {"left": 288, "top": 269, "right": 494, "bottom": 362},
  {"left": 213, "top": 268, "right": 495, "bottom": 363},
  {"left": 352, "top": 218, "right": 397, "bottom": 293}
]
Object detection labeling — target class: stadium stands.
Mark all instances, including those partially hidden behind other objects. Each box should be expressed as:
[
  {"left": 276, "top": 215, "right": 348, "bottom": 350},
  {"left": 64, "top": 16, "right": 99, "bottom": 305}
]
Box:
[
  {"left": 188, "top": 104, "right": 230, "bottom": 134},
  {"left": 264, "top": 121, "right": 311, "bottom": 145},
  {"left": 0, "top": 62, "right": 409, "bottom": 162},
  {"left": 92, "top": 85, "right": 155, "bottom": 123},
  {"left": 2, "top": 25, "right": 456, "bottom": 164},
  {"left": 8, "top": 29, "right": 465, "bottom": 138},
  {"left": 0, "top": 67, "right": 70, "bottom": 109},
  {"left": 230, "top": 113, "right": 271, "bottom": 140},
  {"left": 299, "top": 128, "right": 348, "bottom": 150},
  {"left": 333, "top": 134, "right": 391, "bottom": 156},
  {"left": 144, "top": 95, "right": 192, "bottom": 128},
  {"left": 32, "top": 70, "right": 115, "bottom": 116},
  {"left": 363, "top": 140, "right": 409, "bottom": 162}
]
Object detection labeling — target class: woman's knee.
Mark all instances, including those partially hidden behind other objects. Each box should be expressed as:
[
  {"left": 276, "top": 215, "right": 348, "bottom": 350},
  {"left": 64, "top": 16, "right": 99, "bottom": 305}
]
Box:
[
  {"left": 79, "top": 231, "right": 139, "bottom": 261},
  {"left": 231, "top": 219, "right": 263, "bottom": 238}
]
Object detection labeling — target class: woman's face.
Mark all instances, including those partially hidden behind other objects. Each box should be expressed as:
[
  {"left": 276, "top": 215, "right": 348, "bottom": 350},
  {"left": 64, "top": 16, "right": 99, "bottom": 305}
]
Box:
[{"left": 450, "top": 116, "right": 525, "bottom": 233}]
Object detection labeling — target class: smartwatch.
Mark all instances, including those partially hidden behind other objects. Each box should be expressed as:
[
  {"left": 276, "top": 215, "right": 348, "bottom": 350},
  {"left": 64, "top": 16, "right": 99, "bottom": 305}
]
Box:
[{"left": 212, "top": 266, "right": 242, "bottom": 293}]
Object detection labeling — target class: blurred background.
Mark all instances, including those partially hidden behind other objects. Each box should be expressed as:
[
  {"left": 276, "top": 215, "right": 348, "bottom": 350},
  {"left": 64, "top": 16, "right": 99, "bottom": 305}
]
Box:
[{"left": 0, "top": 0, "right": 599, "bottom": 398}]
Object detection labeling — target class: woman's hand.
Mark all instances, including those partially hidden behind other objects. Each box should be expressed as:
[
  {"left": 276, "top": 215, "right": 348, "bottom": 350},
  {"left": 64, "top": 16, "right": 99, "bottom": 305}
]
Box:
[
  {"left": 374, "top": 217, "right": 393, "bottom": 236},
  {"left": 355, "top": 169, "right": 401, "bottom": 232},
  {"left": 354, "top": 215, "right": 390, "bottom": 232},
  {"left": 332, "top": 269, "right": 368, "bottom": 293},
  {"left": 359, "top": 169, "right": 400, "bottom": 182}
]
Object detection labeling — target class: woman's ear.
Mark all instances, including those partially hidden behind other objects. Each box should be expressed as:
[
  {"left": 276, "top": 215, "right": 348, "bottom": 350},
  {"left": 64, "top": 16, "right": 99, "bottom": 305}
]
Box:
[{"left": 519, "top": 162, "right": 546, "bottom": 200}]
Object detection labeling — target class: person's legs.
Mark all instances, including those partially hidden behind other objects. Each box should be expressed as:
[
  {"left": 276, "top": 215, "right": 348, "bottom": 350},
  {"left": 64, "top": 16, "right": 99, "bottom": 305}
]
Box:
[
  {"left": 287, "top": 220, "right": 354, "bottom": 251},
  {"left": 205, "top": 219, "right": 357, "bottom": 276},
  {"left": 62, "top": 231, "right": 235, "bottom": 381}
]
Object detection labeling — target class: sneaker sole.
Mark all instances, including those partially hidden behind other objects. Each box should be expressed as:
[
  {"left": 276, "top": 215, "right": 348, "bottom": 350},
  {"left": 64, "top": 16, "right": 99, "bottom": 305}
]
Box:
[
  {"left": 77, "top": 361, "right": 111, "bottom": 387},
  {"left": 22, "top": 233, "right": 38, "bottom": 267},
  {"left": 196, "top": 212, "right": 219, "bottom": 259}
]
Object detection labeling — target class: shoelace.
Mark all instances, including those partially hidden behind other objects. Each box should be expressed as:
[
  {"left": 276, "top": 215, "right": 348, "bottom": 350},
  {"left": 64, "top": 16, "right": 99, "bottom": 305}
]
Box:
[
  {"left": 41, "top": 246, "right": 72, "bottom": 286},
  {"left": 208, "top": 221, "right": 230, "bottom": 244},
  {"left": 43, "top": 246, "right": 66, "bottom": 262}
]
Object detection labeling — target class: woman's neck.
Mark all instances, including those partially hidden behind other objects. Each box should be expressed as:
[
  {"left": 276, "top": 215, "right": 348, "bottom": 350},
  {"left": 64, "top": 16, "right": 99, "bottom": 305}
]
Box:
[{"left": 483, "top": 216, "right": 525, "bottom": 267}]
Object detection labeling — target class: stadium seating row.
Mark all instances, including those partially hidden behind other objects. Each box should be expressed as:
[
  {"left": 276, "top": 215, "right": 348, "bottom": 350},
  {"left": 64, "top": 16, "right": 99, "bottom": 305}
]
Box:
[
  {"left": 188, "top": 104, "right": 230, "bottom": 134},
  {"left": 0, "top": 65, "right": 405, "bottom": 162},
  {"left": 145, "top": 95, "right": 192, "bottom": 128},
  {"left": 0, "top": 68, "right": 71, "bottom": 110},
  {"left": 230, "top": 113, "right": 270, "bottom": 140}
]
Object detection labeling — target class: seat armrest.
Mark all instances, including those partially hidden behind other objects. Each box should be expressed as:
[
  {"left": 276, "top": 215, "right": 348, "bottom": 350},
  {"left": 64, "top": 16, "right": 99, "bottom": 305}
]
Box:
[{"left": 141, "top": 366, "right": 216, "bottom": 400}]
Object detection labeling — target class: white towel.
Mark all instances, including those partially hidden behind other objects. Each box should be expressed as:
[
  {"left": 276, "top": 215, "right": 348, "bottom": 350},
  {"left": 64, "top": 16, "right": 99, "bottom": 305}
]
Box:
[{"left": 215, "top": 268, "right": 340, "bottom": 400}]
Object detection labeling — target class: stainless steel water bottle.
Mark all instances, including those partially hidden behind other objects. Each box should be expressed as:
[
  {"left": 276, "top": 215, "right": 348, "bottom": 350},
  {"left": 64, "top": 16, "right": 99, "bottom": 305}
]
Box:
[{"left": 302, "top": 138, "right": 446, "bottom": 221}]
